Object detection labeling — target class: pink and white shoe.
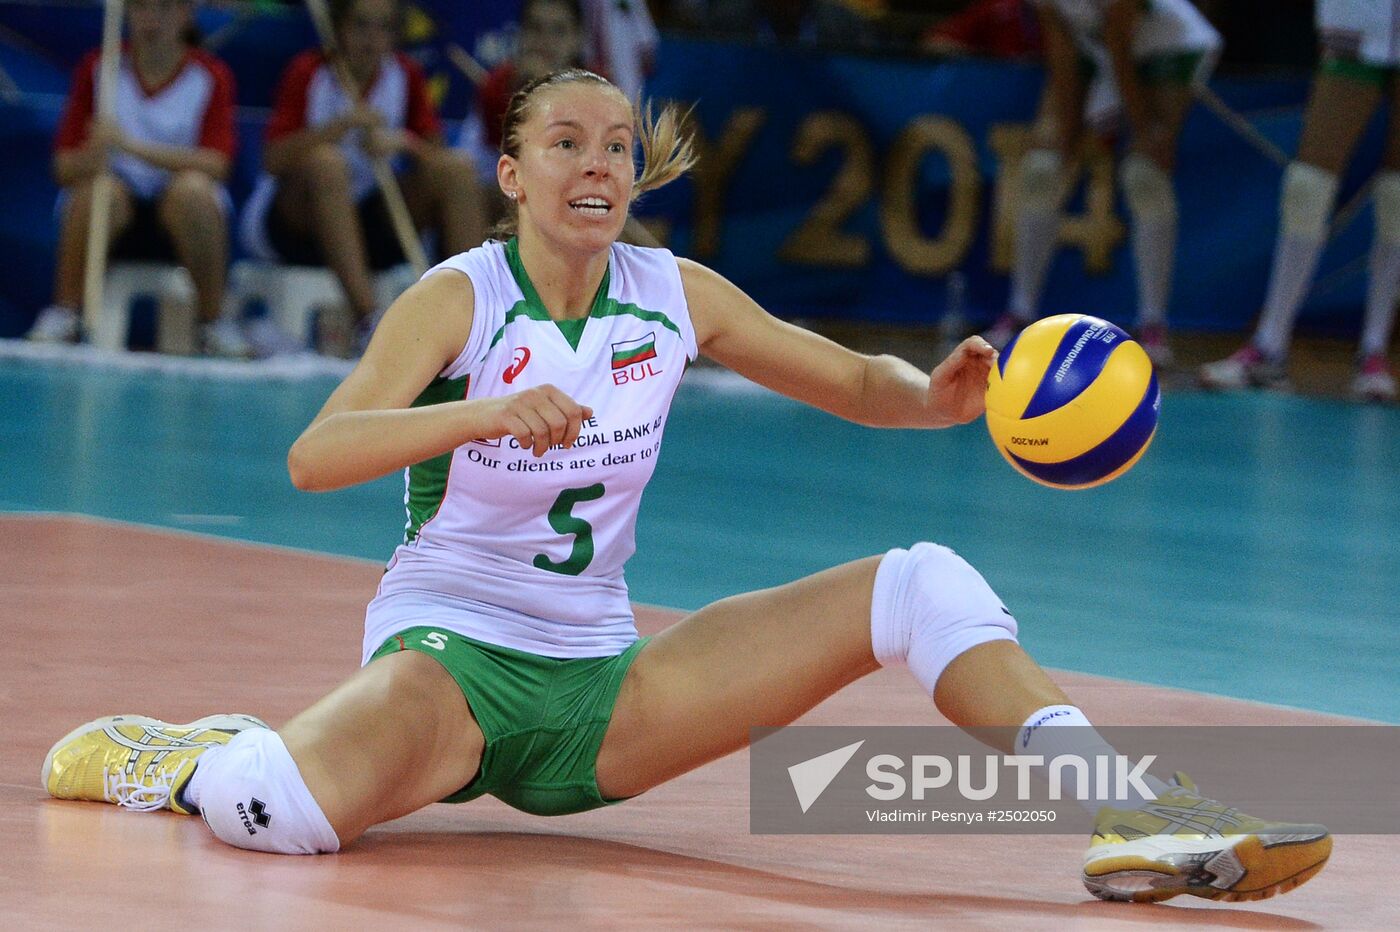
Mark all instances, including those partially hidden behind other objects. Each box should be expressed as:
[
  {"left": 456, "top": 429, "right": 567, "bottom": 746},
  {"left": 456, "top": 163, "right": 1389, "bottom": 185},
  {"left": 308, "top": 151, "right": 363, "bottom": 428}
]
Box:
[
  {"left": 1136, "top": 323, "right": 1174, "bottom": 368},
  {"left": 982, "top": 313, "right": 1027, "bottom": 351},
  {"left": 1351, "top": 354, "right": 1397, "bottom": 403},
  {"left": 1198, "top": 344, "right": 1288, "bottom": 390}
]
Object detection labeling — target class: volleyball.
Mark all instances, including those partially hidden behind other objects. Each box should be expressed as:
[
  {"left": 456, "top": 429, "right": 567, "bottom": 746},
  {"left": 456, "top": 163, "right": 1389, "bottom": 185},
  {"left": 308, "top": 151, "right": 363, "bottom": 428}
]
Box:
[{"left": 985, "top": 314, "right": 1160, "bottom": 490}]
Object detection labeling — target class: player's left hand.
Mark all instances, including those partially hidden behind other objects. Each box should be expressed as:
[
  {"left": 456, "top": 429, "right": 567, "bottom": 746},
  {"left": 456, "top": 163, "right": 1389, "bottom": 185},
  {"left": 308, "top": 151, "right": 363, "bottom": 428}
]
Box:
[
  {"left": 364, "top": 128, "right": 410, "bottom": 159},
  {"left": 89, "top": 119, "right": 127, "bottom": 154},
  {"left": 927, "top": 335, "right": 995, "bottom": 426}
]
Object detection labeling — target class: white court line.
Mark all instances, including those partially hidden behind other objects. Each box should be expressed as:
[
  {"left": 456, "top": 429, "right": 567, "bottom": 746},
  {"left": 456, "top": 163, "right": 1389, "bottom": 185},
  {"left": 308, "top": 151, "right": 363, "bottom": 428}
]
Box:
[
  {"left": 0, "top": 338, "right": 353, "bottom": 381},
  {"left": 167, "top": 513, "right": 246, "bottom": 526},
  {"left": 0, "top": 337, "right": 776, "bottom": 393}
]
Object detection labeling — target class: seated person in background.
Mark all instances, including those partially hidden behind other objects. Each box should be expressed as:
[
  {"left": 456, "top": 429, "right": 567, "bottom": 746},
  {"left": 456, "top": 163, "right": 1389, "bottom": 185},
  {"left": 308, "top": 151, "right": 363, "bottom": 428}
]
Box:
[
  {"left": 29, "top": 0, "right": 246, "bottom": 357},
  {"left": 238, "top": 0, "right": 482, "bottom": 349},
  {"left": 581, "top": 0, "right": 659, "bottom": 103},
  {"left": 701, "top": 0, "right": 876, "bottom": 48},
  {"left": 458, "top": 0, "right": 587, "bottom": 191},
  {"left": 920, "top": 0, "right": 1042, "bottom": 60}
]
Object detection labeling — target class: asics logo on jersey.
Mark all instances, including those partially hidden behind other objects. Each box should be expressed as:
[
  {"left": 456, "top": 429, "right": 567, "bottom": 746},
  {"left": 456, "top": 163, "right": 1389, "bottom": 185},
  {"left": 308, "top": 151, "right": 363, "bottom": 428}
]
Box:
[{"left": 503, "top": 347, "right": 531, "bottom": 383}]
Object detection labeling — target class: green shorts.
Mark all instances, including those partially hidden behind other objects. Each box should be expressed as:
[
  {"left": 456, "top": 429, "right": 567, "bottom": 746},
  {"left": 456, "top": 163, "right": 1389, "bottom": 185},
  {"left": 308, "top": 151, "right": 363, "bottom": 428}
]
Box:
[
  {"left": 1321, "top": 53, "right": 1394, "bottom": 88},
  {"left": 369, "top": 626, "right": 649, "bottom": 816},
  {"left": 1077, "top": 50, "right": 1206, "bottom": 86}
]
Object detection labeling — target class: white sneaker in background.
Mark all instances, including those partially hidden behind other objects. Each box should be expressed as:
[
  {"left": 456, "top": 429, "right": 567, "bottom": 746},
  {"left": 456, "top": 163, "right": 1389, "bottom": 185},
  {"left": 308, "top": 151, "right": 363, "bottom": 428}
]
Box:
[
  {"left": 1198, "top": 344, "right": 1288, "bottom": 390},
  {"left": 1136, "top": 323, "right": 1174, "bottom": 369},
  {"left": 1351, "top": 354, "right": 1397, "bottom": 403},
  {"left": 201, "top": 318, "right": 252, "bottom": 358},
  {"left": 243, "top": 316, "right": 306, "bottom": 359},
  {"left": 27, "top": 306, "right": 80, "bottom": 343},
  {"left": 982, "top": 312, "right": 1027, "bottom": 351}
]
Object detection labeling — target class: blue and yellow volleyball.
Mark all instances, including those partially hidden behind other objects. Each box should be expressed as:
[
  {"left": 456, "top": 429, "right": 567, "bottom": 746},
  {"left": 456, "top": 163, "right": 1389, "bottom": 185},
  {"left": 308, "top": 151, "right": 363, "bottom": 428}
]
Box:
[{"left": 985, "top": 314, "right": 1160, "bottom": 490}]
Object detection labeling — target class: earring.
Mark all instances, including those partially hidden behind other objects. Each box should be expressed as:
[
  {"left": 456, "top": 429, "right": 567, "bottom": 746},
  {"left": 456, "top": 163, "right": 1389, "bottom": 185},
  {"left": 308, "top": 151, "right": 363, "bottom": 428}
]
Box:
[{"left": 508, "top": 192, "right": 518, "bottom": 201}]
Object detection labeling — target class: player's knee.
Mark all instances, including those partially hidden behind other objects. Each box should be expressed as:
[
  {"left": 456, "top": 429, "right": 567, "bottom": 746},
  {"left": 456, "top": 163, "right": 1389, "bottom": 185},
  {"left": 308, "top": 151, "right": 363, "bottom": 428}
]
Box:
[
  {"left": 871, "top": 542, "right": 1018, "bottom": 694},
  {"left": 1019, "top": 148, "right": 1063, "bottom": 213},
  {"left": 302, "top": 144, "right": 353, "bottom": 189},
  {"left": 1372, "top": 171, "right": 1400, "bottom": 244},
  {"left": 1280, "top": 161, "right": 1339, "bottom": 237},
  {"left": 161, "top": 171, "right": 220, "bottom": 221},
  {"left": 1118, "top": 153, "right": 1177, "bottom": 223},
  {"left": 194, "top": 728, "right": 340, "bottom": 855}
]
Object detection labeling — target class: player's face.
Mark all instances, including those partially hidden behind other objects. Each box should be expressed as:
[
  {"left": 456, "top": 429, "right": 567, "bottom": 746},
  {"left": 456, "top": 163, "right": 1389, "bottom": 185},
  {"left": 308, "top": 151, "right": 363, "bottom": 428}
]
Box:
[
  {"left": 126, "top": 0, "right": 191, "bottom": 51},
  {"left": 341, "top": 0, "right": 398, "bottom": 66},
  {"left": 519, "top": 1, "right": 583, "bottom": 78},
  {"left": 507, "top": 83, "right": 635, "bottom": 255}
]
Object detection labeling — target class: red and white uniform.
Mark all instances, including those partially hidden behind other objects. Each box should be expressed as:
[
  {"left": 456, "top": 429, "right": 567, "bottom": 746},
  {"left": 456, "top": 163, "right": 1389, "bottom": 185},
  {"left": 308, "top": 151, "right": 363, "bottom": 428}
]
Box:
[
  {"left": 240, "top": 50, "right": 439, "bottom": 260},
  {"left": 55, "top": 46, "right": 236, "bottom": 200}
]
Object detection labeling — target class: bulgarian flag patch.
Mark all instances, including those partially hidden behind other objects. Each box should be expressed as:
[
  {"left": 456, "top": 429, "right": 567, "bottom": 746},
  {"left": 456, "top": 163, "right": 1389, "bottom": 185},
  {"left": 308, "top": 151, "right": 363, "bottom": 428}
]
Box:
[{"left": 611, "top": 332, "right": 657, "bottom": 369}]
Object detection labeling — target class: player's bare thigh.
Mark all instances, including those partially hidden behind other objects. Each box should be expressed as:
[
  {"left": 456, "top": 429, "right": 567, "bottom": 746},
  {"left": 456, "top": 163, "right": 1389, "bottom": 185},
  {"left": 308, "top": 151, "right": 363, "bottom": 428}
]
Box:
[
  {"left": 1296, "top": 69, "right": 1384, "bottom": 173},
  {"left": 1383, "top": 72, "right": 1400, "bottom": 171},
  {"left": 1142, "top": 82, "right": 1194, "bottom": 171},
  {"left": 278, "top": 648, "right": 485, "bottom": 843},
  {"left": 594, "top": 557, "right": 883, "bottom": 800}
]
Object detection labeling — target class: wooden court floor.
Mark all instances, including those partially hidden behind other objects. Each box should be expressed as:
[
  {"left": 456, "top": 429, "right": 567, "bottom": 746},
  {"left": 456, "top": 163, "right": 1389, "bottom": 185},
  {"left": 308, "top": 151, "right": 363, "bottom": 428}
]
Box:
[{"left": 2, "top": 515, "right": 1393, "bottom": 929}]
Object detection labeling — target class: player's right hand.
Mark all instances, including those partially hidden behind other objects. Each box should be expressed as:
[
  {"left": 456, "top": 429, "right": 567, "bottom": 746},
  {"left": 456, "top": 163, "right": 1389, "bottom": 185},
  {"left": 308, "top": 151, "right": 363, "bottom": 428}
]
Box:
[
  {"left": 473, "top": 385, "right": 593, "bottom": 458},
  {"left": 335, "top": 105, "right": 383, "bottom": 138}
]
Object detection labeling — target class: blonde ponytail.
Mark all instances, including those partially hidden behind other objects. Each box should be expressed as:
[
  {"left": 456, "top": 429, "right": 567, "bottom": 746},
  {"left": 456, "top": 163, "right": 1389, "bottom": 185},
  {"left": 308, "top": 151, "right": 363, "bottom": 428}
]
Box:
[{"left": 632, "top": 101, "right": 695, "bottom": 199}]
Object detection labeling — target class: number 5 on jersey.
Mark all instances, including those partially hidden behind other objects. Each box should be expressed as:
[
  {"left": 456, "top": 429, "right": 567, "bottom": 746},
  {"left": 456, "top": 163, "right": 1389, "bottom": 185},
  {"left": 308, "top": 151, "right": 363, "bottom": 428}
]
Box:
[{"left": 534, "top": 483, "right": 606, "bottom": 576}]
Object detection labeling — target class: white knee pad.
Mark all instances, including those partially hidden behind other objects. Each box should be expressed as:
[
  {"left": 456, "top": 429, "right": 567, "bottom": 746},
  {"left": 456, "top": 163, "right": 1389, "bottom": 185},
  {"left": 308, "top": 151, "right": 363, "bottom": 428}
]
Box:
[
  {"left": 1020, "top": 149, "right": 1063, "bottom": 213},
  {"left": 1118, "top": 153, "right": 1177, "bottom": 223},
  {"left": 871, "top": 542, "right": 1019, "bottom": 695},
  {"left": 1280, "top": 162, "right": 1339, "bottom": 237},
  {"left": 188, "top": 728, "right": 340, "bottom": 855},
  {"left": 1373, "top": 171, "right": 1400, "bottom": 244}
]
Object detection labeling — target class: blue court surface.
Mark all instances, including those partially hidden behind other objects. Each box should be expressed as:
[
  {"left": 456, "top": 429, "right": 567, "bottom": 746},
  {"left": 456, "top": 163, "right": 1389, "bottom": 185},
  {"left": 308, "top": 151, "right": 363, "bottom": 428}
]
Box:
[{"left": 3, "top": 348, "right": 1397, "bottom": 722}]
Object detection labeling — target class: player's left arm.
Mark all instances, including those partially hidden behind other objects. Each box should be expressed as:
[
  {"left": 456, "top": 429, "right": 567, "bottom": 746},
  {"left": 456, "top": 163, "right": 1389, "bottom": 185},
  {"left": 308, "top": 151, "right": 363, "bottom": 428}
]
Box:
[{"left": 681, "top": 258, "right": 993, "bottom": 429}]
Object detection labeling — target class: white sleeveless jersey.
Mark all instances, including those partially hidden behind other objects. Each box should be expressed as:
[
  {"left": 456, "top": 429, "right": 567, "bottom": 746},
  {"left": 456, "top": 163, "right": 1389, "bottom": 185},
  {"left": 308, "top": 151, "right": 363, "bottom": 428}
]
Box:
[
  {"left": 1318, "top": 0, "right": 1400, "bottom": 66},
  {"left": 1037, "top": 0, "right": 1221, "bottom": 60},
  {"left": 363, "top": 239, "right": 697, "bottom": 660}
]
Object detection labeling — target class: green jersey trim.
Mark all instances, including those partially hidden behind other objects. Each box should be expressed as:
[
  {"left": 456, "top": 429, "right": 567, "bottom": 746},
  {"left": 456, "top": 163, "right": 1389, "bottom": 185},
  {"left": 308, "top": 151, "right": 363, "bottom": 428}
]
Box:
[
  {"left": 488, "top": 238, "right": 685, "bottom": 353},
  {"left": 404, "top": 374, "right": 470, "bottom": 543}
]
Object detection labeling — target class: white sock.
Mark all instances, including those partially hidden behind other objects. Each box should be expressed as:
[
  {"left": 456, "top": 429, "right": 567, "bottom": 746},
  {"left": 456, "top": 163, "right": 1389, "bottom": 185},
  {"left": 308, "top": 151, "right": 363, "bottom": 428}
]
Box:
[
  {"left": 1010, "top": 206, "right": 1059, "bottom": 321},
  {"left": 1016, "top": 705, "right": 1167, "bottom": 817},
  {"left": 1363, "top": 239, "right": 1400, "bottom": 356},
  {"left": 1362, "top": 171, "right": 1400, "bottom": 358},
  {"left": 187, "top": 728, "right": 340, "bottom": 855},
  {"left": 1253, "top": 164, "right": 1339, "bottom": 358},
  {"left": 1254, "top": 232, "right": 1326, "bottom": 357},
  {"left": 1131, "top": 213, "right": 1175, "bottom": 327}
]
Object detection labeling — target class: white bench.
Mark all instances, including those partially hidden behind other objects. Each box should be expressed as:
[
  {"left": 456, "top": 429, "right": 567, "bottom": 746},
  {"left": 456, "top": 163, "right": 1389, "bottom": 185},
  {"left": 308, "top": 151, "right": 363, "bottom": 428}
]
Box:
[
  {"left": 229, "top": 261, "right": 417, "bottom": 352},
  {"left": 92, "top": 262, "right": 198, "bottom": 354}
]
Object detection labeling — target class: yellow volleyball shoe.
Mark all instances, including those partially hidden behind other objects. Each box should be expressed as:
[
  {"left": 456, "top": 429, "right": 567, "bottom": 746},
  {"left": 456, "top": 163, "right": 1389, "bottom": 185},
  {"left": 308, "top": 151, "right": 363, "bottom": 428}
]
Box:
[
  {"left": 42, "top": 713, "right": 268, "bottom": 815},
  {"left": 1082, "top": 773, "right": 1331, "bottom": 903}
]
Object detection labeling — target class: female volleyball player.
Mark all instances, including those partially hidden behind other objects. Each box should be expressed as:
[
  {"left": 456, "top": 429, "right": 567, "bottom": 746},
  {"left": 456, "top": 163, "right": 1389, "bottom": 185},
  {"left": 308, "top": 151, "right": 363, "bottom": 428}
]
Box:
[
  {"left": 238, "top": 0, "right": 481, "bottom": 350},
  {"left": 985, "top": 0, "right": 1221, "bottom": 368},
  {"left": 1200, "top": 2, "right": 1399, "bottom": 402},
  {"left": 26, "top": 0, "right": 245, "bottom": 356},
  {"left": 44, "top": 69, "right": 1329, "bottom": 904}
]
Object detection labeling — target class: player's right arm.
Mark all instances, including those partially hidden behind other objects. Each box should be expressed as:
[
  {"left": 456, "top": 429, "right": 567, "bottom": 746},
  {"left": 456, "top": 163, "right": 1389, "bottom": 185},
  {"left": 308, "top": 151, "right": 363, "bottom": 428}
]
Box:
[
  {"left": 287, "top": 272, "right": 591, "bottom": 491},
  {"left": 1035, "top": 3, "right": 1085, "bottom": 155},
  {"left": 52, "top": 52, "right": 105, "bottom": 186}
]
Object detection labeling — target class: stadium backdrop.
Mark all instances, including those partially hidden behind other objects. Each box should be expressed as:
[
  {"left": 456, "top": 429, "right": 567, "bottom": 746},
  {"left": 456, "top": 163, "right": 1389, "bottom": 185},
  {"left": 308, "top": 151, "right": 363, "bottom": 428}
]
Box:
[{"left": 0, "top": 2, "right": 1380, "bottom": 338}]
